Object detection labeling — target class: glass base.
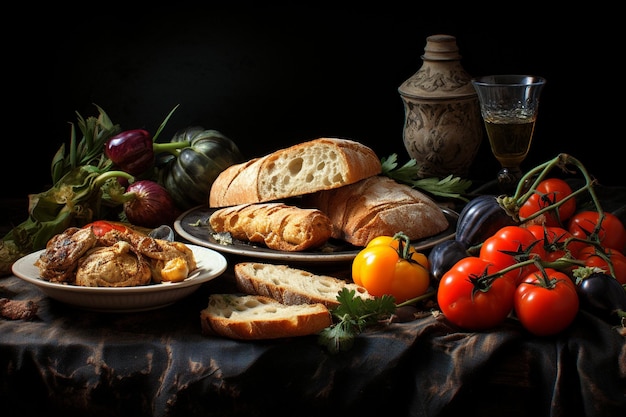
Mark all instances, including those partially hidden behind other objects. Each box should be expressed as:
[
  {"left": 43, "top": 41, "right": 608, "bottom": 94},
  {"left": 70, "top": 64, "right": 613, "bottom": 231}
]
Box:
[{"left": 497, "top": 166, "right": 522, "bottom": 192}]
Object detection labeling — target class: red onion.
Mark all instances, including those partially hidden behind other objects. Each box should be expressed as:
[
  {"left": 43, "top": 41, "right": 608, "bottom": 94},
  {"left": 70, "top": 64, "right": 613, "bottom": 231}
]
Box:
[{"left": 123, "top": 180, "right": 181, "bottom": 228}]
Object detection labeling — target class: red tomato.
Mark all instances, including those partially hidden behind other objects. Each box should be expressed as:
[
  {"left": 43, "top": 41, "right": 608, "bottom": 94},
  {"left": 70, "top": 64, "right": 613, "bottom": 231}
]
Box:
[
  {"left": 519, "top": 178, "right": 576, "bottom": 227},
  {"left": 576, "top": 246, "right": 626, "bottom": 285},
  {"left": 83, "top": 220, "right": 130, "bottom": 237},
  {"left": 479, "top": 225, "right": 546, "bottom": 285},
  {"left": 437, "top": 257, "right": 516, "bottom": 330},
  {"left": 514, "top": 268, "right": 579, "bottom": 336},
  {"left": 568, "top": 211, "right": 626, "bottom": 253},
  {"left": 525, "top": 225, "right": 586, "bottom": 262}
]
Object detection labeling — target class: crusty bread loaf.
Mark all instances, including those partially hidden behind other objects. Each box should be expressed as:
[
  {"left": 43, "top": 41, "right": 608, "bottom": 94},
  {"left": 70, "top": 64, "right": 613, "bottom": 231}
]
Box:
[
  {"left": 234, "top": 262, "right": 373, "bottom": 308},
  {"left": 208, "top": 137, "right": 382, "bottom": 207},
  {"left": 200, "top": 294, "right": 332, "bottom": 340},
  {"left": 209, "top": 203, "right": 333, "bottom": 251},
  {"left": 303, "top": 175, "right": 449, "bottom": 247}
]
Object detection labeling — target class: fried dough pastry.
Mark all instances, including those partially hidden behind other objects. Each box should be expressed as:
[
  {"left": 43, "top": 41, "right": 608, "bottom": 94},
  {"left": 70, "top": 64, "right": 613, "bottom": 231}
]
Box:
[
  {"left": 34, "top": 227, "right": 98, "bottom": 283},
  {"left": 35, "top": 225, "right": 197, "bottom": 287},
  {"left": 142, "top": 240, "right": 198, "bottom": 283},
  {"left": 75, "top": 241, "right": 152, "bottom": 287}
]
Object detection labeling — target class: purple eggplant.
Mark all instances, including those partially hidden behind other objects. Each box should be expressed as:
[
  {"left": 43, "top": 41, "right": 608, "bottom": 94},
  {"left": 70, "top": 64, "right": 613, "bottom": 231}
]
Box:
[
  {"left": 428, "top": 240, "right": 470, "bottom": 283},
  {"left": 105, "top": 129, "right": 155, "bottom": 176},
  {"left": 576, "top": 271, "right": 626, "bottom": 324},
  {"left": 455, "top": 194, "right": 517, "bottom": 248}
]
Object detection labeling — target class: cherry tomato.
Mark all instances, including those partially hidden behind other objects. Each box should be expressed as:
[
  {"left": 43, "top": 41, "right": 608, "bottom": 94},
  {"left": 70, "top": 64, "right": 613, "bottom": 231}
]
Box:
[
  {"left": 352, "top": 234, "right": 430, "bottom": 303},
  {"left": 514, "top": 268, "right": 579, "bottom": 336},
  {"left": 82, "top": 220, "right": 130, "bottom": 237},
  {"left": 519, "top": 178, "right": 576, "bottom": 227},
  {"left": 437, "top": 257, "right": 516, "bottom": 330},
  {"left": 568, "top": 211, "right": 626, "bottom": 253},
  {"left": 525, "top": 225, "right": 586, "bottom": 262},
  {"left": 479, "top": 225, "right": 546, "bottom": 285},
  {"left": 576, "top": 246, "right": 626, "bottom": 285}
]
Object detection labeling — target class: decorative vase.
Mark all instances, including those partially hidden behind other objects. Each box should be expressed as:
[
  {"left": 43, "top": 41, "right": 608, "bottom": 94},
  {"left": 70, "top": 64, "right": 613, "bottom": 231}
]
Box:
[{"left": 398, "top": 34, "right": 483, "bottom": 178}]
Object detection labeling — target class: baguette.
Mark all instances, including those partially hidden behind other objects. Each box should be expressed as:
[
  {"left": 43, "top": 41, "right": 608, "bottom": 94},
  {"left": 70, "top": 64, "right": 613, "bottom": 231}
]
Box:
[
  {"left": 209, "top": 203, "right": 333, "bottom": 251},
  {"left": 234, "top": 262, "right": 373, "bottom": 308},
  {"left": 208, "top": 137, "right": 382, "bottom": 207},
  {"left": 303, "top": 175, "right": 449, "bottom": 247},
  {"left": 200, "top": 294, "right": 332, "bottom": 340}
]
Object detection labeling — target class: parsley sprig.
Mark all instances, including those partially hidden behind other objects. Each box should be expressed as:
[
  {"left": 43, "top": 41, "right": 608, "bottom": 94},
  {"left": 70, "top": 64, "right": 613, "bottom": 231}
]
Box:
[
  {"left": 381, "top": 153, "right": 472, "bottom": 202},
  {"left": 317, "top": 289, "right": 396, "bottom": 353}
]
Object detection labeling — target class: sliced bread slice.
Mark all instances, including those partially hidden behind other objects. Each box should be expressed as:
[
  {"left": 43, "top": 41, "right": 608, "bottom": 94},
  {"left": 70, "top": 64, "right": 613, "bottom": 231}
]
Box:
[
  {"left": 234, "top": 262, "right": 373, "bottom": 309},
  {"left": 200, "top": 294, "right": 332, "bottom": 340}
]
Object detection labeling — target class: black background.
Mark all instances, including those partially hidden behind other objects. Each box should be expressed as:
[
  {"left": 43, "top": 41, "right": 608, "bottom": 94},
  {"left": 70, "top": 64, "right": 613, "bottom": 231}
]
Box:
[{"left": 5, "top": 6, "right": 621, "bottom": 201}]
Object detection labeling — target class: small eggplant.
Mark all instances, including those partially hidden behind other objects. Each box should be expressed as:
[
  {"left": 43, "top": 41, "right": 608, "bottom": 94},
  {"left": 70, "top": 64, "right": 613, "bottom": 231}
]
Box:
[
  {"left": 428, "top": 240, "right": 470, "bottom": 283},
  {"left": 105, "top": 129, "right": 155, "bottom": 176},
  {"left": 455, "top": 194, "right": 517, "bottom": 248},
  {"left": 576, "top": 271, "right": 626, "bottom": 325}
]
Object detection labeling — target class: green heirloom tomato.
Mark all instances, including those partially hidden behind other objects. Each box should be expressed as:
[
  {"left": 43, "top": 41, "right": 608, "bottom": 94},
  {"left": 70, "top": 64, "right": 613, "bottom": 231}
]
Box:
[{"left": 161, "top": 128, "right": 244, "bottom": 210}]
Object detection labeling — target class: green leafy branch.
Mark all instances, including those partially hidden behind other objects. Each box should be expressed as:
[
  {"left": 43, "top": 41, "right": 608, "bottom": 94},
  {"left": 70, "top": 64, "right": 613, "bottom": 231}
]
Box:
[
  {"left": 317, "top": 289, "right": 396, "bottom": 353},
  {"left": 381, "top": 153, "right": 472, "bottom": 202}
]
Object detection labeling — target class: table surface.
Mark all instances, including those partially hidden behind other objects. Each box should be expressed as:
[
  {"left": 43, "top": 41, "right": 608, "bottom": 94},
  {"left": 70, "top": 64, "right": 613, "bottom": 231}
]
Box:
[{"left": 2, "top": 183, "right": 626, "bottom": 417}]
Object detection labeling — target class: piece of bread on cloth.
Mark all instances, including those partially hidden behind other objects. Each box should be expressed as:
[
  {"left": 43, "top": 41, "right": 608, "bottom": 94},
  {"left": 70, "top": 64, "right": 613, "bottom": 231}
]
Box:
[
  {"left": 233, "top": 262, "right": 372, "bottom": 309},
  {"left": 208, "top": 202, "right": 333, "bottom": 251},
  {"left": 200, "top": 294, "right": 332, "bottom": 340},
  {"left": 208, "top": 137, "right": 382, "bottom": 207},
  {"left": 303, "top": 175, "right": 449, "bottom": 247}
]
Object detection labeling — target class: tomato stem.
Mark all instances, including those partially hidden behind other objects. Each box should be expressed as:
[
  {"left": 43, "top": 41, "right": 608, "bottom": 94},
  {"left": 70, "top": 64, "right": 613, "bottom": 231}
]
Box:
[
  {"left": 396, "top": 290, "right": 437, "bottom": 308},
  {"left": 510, "top": 153, "right": 602, "bottom": 225},
  {"left": 392, "top": 231, "right": 413, "bottom": 260}
]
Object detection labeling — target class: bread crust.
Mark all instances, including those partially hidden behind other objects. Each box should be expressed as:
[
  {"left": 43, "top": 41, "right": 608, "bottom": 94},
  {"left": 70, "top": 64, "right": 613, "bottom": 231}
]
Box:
[
  {"left": 208, "top": 138, "right": 381, "bottom": 207},
  {"left": 234, "top": 262, "right": 372, "bottom": 308},
  {"left": 209, "top": 203, "right": 333, "bottom": 251},
  {"left": 200, "top": 294, "right": 332, "bottom": 340},
  {"left": 303, "top": 175, "right": 450, "bottom": 247}
]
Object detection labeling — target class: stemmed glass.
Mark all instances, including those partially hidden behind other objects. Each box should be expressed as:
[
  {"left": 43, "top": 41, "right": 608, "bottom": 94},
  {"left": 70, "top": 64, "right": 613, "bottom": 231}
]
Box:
[{"left": 471, "top": 75, "right": 546, "bottom": 190}]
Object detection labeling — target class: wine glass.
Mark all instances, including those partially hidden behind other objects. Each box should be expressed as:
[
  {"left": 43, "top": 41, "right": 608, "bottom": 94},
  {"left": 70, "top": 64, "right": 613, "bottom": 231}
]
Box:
[{"left": 471, "top": 75, "right": 546, "bottom": 190}]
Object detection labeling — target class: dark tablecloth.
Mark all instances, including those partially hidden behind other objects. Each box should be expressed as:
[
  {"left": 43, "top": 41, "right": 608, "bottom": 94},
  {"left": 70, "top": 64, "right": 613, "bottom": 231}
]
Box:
[
  {"left": 2, "top": 182, "right": 626, "bottom": 417},
  {"left": 1, "top": 261, "right": 625, "bottom": 417}
]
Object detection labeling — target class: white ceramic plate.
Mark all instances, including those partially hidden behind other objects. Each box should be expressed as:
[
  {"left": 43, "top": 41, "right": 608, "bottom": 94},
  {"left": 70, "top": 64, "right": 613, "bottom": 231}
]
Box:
[
  {"left": 11, "top": 244, "right": 227, "bottom": 312},
  {"left": 174, "top": 206, "right": 458, "bottom": 265}
]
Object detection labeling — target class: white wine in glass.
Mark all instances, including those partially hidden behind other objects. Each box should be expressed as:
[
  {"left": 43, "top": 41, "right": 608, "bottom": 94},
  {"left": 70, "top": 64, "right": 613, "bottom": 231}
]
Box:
[{"left": 472, "top": 75, "right": 546, "bottom": 189}]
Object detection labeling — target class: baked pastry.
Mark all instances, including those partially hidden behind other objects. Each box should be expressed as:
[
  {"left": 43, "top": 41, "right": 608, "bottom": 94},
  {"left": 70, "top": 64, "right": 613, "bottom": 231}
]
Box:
[
  {"left": 200, "top": 294, "right": 332, "bottom": 340},
  {"left": 233, "top": 262, "right": 372, "bottom": 308},
  {"left": 75, "top": 241, "right": 152, "bottom": 287},
  {"left": 209, "top": 202, "right": 333, "bottom": 252},
  {"left": 208, "top": 137, "right": 382, "bottom": 207},
  {"left": 303, "top": 175, "right": 450, "bottom": 247}
]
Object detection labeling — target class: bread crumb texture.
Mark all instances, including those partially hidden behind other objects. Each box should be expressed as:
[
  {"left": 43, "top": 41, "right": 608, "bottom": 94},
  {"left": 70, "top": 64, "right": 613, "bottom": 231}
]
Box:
[{"left": 260, "top": 144, "right": 345, "bottom": 198}]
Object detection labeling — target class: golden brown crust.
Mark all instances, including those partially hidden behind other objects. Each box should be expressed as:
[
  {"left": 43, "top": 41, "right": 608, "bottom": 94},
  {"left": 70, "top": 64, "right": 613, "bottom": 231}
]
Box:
[
  {"left": 208, "top": 138, "right": 381, "bottom": 208},
  {"left": 200, "top": 294, "right": 332, "bottom": 340},
  {"left": 208, "top": 158, "right": 263, "bottom": 207},
  {"left": 303, "top": 175, "right": 450, "bottom": 247},
  {"left": 209, "top": 203, "right": 333, "bottom": 252}
]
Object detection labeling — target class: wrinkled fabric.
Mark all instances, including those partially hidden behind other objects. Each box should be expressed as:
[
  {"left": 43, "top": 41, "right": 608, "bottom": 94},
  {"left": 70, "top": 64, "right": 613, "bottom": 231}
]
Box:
[{"left": 1, "top": 269, "right": 624, "bottom": 417}]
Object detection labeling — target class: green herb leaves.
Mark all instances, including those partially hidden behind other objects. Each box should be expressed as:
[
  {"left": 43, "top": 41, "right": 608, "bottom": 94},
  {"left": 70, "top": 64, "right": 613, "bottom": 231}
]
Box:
[
  {"left": 381, "top": 154, "right": 472, "bottom": 201},
  {"left": 317, "top": 289, "right": 396, "bottom": 353}
]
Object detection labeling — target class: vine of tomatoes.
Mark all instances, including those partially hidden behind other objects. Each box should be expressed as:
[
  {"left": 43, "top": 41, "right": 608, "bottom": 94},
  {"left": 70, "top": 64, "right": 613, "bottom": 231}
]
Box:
[
  {"left": 435, "top": 153, "right": 626, "bottom": 335},
  {"left": 519, "top": 177, "right": 577, "bottom": 227}
]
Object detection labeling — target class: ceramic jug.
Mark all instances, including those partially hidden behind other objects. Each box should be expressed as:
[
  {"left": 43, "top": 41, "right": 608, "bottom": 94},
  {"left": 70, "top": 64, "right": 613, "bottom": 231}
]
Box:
[{"left": 398, "top": 34, "right": 483, "bottom": 178}]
